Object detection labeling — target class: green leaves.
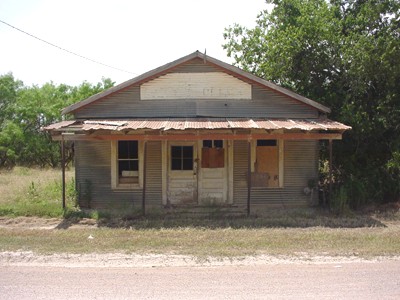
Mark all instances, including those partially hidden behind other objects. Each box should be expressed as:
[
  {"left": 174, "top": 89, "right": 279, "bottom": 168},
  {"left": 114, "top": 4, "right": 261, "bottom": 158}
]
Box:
[
  {"left": 223, "top": 0, "right": 400, "bottom": 204},
  {"left": 0, "top": 74, "right": 114, "bottom": 168}
]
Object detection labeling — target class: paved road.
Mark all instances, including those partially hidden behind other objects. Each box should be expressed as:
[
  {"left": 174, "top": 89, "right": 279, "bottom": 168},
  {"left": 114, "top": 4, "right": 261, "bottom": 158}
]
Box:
[{"left": 1, "top": 261, "right": 400, "bottom": 299}]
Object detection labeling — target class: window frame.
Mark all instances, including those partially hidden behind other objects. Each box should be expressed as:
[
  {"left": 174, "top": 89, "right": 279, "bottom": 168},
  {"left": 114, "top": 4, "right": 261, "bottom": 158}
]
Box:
[
  {"left": 170, "top": 145, "right": 194, "bottom": 171},
  {"left": 203, "top": 140, "right": 224, "bottom": 149},
  {"left": 251, "top": 139, "right": 284, "bottom": 189},
  {"left": 111, "top": 140, "right": 144, "bottom": 190}
]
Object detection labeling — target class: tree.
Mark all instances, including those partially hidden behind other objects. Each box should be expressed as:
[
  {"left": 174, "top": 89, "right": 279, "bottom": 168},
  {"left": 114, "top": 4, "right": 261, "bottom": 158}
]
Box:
[
  {"left": 0, "top": 73, "right": 22, "bottom": 124},
  {"left": 223, "top": 0, "right": 400, "bottom": 205},
  {"left": 0, "top": 74, "right": 115, "bottom": 168}
]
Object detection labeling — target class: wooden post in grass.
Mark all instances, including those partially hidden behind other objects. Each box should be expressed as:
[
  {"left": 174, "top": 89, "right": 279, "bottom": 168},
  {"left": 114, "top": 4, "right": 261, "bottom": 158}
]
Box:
[
  {"left": 142, "top": 141, "right": 147, "bottom": 216},
  {"left": 328, "top": 139, "right": 333, "bottom": 207},
  {"left": 61, "top": 135, "right": 66, "bottom": 209},
  {"left": 247, "top": 141, "right": 251, "bottom": 216}
]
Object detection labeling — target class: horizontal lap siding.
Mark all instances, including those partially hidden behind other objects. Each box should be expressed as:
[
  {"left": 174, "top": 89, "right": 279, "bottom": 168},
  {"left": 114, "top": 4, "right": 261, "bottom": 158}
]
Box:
[
  {"left": 232, "top": 140, "right": 318, "bottom": 208},
  {"left": 74, "top": 63, "right": 319, "bottom": 119},
  {"left": 75, "top": 141, "right": 139, "bottom": 209},
  {"left": 171, "top": 58, "right": 220, "bottom": 73},
  {"left": 75, "top": 87, "right": 318, "bottom": 119},
  {"left": 144, "top": 141, "right": 162, "bottom": 208},
  {"left": 251, "top": 86, "right": 318, "bottom": 118},
  {"left": 233, "top": 141, "right": 248, "bottom": 207}
]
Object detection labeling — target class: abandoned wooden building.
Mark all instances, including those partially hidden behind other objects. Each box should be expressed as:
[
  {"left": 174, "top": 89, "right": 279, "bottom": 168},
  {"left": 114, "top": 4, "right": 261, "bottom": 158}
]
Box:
[{"left": 44, "top": 51, "right": 351, "bottom": 214}]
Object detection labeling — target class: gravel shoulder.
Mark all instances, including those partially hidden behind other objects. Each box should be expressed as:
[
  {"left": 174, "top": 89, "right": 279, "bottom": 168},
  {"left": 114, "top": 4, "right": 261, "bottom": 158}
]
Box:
[{"left": 1, "top": 250, "right": 400, "bottom": 268}]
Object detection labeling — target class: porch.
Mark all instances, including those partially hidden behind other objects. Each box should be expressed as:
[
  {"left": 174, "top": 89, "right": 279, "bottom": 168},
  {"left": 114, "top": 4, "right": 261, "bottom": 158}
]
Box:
[{"left": 44, "top": 118, "right": 350, "bottom": 215}]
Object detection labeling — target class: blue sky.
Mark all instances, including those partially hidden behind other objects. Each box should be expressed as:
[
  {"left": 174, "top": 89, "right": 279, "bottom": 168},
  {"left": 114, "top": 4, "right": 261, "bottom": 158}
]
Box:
[{"left": 0, "top": 0, "right": 271, "bottom": 86}]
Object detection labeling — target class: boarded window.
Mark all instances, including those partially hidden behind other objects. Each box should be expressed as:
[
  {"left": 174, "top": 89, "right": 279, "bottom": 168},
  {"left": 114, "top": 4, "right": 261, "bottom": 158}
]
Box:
[
  {"left": 171, "top": 146, "right": 193, "bottom": 170},
  {"left": 202, "top": 140, "right": 224, "bottom": 168},
  {"left": 254, "top": 140, "right": 279, "bottom": 188},
  {"left": 118, "top": 141, "right": 139, "bottom": 184}
]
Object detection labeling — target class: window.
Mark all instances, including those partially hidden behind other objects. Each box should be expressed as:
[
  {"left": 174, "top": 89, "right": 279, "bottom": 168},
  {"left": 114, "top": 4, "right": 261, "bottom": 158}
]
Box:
[
  {"left": 203, "top": 140, "right": 223, "bottom": 148},
  {"left": 202, "top": 140, "right": 224, "bottom": 168},
  {"left": 257, "top": 139, "right": 276, "bottom": 147},
  {"left": 252, "top": 139, "right": 283, "bottom": 188},
  {"left": 118, "top": 141, "right": 139, "bottom": 184},
  {"left": 111, "top": 140, "right": 142, "bottom": 189},
  {"left": 171, "top": 146, "right": 193, "bottom": 170}
]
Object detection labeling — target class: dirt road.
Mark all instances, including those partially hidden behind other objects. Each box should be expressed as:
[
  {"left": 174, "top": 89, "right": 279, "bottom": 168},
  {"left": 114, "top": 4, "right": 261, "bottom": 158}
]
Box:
[{"left": 1, "top": 260, "right": 400, "bottom": 299}]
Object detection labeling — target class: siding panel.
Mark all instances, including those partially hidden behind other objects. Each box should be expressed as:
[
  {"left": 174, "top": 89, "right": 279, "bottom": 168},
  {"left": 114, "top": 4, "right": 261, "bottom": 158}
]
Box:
[
  {"left": 232, "top": 140, "right": 318, "bottom": 208},
  {"left": 75, "top": 141, "right": 141, "bottom": 210},
  {"left": 144, "top": 141, "right": 162, "bottom": 208},
  {"left": 141, "top": 72, "right": 251, "bottom": 100},
  {"left": 74, "top": 74, "right": 319, "bottom": 119},
  {"left": 233, "top": 141, "right": 248, "bottom": 207}
]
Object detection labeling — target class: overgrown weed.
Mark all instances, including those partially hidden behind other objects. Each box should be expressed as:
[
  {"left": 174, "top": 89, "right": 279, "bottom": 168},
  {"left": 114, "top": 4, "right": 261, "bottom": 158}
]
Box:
[{"left": 0, "top": 167, "right": 75, "bottom": 218}]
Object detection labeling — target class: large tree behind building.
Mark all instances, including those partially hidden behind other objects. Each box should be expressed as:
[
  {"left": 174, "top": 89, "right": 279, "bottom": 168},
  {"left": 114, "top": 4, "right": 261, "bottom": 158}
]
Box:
[
  {"left": 223, "top": 0, "right": 400, "bottom": 206},
  {"left": 0, "top": 74, "right": 114, "bottom": 168}
]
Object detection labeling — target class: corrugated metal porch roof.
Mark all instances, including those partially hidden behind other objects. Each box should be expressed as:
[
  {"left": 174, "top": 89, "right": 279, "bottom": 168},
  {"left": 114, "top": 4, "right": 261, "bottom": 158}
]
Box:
[{"left": 44, "top": 118, "right": 351, "bottom": 132}]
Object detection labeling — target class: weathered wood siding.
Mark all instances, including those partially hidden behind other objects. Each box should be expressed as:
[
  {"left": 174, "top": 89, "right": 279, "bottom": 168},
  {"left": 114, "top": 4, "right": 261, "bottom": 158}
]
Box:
[
  {"left": 141, "top": 72, "right": 252, "bottom": 100},
  {"left": 75, "top": 141, "right": 162, "bottom": 209},
  {"left": 233, "top": 141, "right": 248, "bottom": 206},
  {"left": 74, "top": 139, "right": 318, "bottom": 210},
  {"left": 74, "top": 59, "right": 318, "bottom": 119},
  {"left": 74, "top": 85, "right": 318, "bottom": 119},
  {"left": 233, "top": 140, "right": 319, "bottom": 208},
  {"left": 143, "top": 141, "right": 163, "bottom": 208}
]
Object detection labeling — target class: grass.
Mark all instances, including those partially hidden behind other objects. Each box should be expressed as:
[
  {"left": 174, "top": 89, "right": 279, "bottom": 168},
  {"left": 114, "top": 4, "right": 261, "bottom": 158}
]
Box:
[
  {"left": 0, "top": 167, "right": 399, "bottom": 258},
  {"left": 0, "top": 166, "right": 76, "bottom": 217},
  {"left": 0, "top": 224, "right": 399, "bottom": 258}
]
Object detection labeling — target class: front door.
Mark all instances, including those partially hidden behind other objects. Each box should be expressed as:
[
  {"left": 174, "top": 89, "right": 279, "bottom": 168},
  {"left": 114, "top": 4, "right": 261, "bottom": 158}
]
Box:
[
  {"left": 167, "top": 142, "right": 198, "bottom": 205},
  {"left": 198, "top": 140, "right": 228, "bottom": 205}
]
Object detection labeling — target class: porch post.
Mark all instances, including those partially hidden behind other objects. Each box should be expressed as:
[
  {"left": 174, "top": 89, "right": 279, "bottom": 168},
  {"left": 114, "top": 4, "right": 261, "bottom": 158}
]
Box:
[
  {"left": 328, "top": 139, "right": 333, "bottom": 206},
  {"left": 142, "top": 141, "right": 147, "bottom": 216},
  {"left": 247, "top": 141, "right": 251, "bottom": 216},
  {"left": 61, "top": 135, "right": 66, "bottom": 209}
]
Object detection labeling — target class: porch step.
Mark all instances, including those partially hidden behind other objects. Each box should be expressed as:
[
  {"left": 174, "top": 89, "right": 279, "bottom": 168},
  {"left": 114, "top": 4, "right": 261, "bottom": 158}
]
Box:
[{"left": 162, "top": 205, "right": 247, "bottom": 217}]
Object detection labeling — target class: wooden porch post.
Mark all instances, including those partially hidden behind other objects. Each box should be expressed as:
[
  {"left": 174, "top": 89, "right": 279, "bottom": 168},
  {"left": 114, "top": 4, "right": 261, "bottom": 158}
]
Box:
[
  {"left": 142, "top": 141, "right": 148, "bottom": 216},
  {"left": 61, "top": 135, "right": 66, "bottom": 209},
  {"left": 328, "top": 139, "right": 333, "bottom": 206},
  {"left": 247, "top": 141, "right": 251, "bottom": 216}
]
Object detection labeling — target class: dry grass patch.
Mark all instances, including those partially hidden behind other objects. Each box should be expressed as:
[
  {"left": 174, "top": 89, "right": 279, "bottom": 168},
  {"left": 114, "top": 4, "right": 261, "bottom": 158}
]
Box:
[
  {"left": 0, "top": 222, "right": 399, "bottom": 258},
  {"left": 0, "top": 167, "right": 75, "bottom": 217}
]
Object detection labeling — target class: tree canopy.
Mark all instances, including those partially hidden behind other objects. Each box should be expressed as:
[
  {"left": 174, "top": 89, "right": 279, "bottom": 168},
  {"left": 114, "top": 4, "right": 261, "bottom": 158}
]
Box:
[
  {"left": 0, "top": 74, "right": 114, "bottom": 168},
  {"left": 223, "top": 0, "right": 400, "bottom": 205}
]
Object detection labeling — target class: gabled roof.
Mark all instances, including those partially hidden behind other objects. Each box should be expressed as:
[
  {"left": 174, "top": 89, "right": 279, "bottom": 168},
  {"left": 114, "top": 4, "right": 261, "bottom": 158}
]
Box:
[{"left": 62, "top": 51, "right": 331, "bottom": 115}]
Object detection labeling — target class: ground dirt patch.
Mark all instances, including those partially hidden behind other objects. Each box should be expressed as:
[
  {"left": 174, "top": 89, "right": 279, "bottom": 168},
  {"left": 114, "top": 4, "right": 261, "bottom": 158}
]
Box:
[
  {"left": 0, "top": 216, "right": 97, "bottom": 230},
  {"left": 1, "top": 251, "right": 399, "bottom": 268}
]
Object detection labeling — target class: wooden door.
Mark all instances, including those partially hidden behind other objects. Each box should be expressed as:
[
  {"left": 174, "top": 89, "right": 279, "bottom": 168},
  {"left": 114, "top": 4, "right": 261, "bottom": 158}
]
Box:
[
  {"left": 167, "top": 142, "right": 198, "bottom": 205},
  {"left": 255, "top": 146, "right": 279, "bottom": 188},
  {"left": 198, "top": 140, "right": 228, "bottom": 205}
]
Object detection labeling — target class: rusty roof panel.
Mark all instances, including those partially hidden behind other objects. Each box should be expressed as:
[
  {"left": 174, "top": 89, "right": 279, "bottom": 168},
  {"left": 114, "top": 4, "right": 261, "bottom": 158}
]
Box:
[
  {"left": 42, "top": 120, "right": 76, "bottom": 131},
  {"left": 43, "top": 118, "right": 351, "bottom": 132}
]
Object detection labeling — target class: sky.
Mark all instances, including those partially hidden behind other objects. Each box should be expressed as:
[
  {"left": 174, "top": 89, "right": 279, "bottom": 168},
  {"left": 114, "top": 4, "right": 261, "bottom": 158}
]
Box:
[{"left": 0, "top": 0, "right": 271, "bottom": 86}]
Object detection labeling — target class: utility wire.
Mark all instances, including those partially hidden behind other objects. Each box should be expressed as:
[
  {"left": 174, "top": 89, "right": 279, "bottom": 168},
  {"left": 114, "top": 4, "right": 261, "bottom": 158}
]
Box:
[{"left": 0, "top": 19, "right": 137, "bottom": 75}]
